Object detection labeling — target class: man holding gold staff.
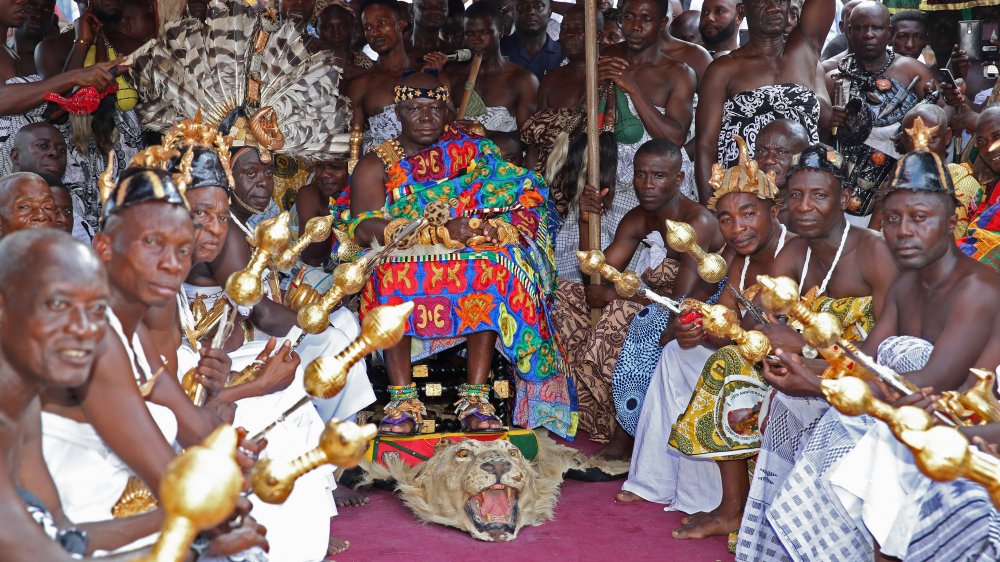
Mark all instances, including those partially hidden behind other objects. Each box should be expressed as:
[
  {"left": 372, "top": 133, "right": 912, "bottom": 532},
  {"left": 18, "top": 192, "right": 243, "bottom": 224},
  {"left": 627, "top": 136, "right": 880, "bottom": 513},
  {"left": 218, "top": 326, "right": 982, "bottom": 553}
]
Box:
[
  {"left": 738, "top": 118, "right": 1000, "bottom": 562},
  {"left": 556, "top": 138, "right": 723, "bottom": 459},
  {"left": 349, "top": 70, "right": 575, "bottom": 438},
  {"left": 663, "top": 143, "right": 899, "bottom": 547},
  {"left": 616, "top": 135, "right": 791, "bottom": 520}
]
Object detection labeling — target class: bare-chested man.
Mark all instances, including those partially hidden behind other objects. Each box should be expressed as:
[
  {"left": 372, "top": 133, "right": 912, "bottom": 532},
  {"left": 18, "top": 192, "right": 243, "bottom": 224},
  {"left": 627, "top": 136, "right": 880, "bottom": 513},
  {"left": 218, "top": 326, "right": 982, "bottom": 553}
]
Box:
[
  {"left": 348, "top": 0, "right": 445, "bottom": 151},
  {"left": 699, "top": 0, "right": 742, "bottom": 57},
  {"left": 670, "top": 145, "right": 896, "bottom": 541},
  {"left": 753, "top": 118, "right": 810, "bottom": 224},
  {"left": 747, "top": 131, "right": 1000, "bottom": 561},
  {"left": 694, "top": 0, "right": 833, "bottom": 203},
  {"left": 0, "top": 172, "right": 53, "bottom": 235},
  {"left": 669, "top": 10, "right": 703, "bottom": 46},
  {"left": 448, "top": 1, "right": 538, "bottom": 134},
  {"left": 819, "top": 0, "right": 861, "bottom": 71},
  {"left": 554, "top": 139, "right": 723, "bottom": 457},
  {"left": 10, "top": 0, "right": 57, "bottom": 76},
  {"left": 408, "top": 0, "right": 457, "bottom": 61},
  {"left": 826, "top": 1, "right": 933, "bottom": 226}
]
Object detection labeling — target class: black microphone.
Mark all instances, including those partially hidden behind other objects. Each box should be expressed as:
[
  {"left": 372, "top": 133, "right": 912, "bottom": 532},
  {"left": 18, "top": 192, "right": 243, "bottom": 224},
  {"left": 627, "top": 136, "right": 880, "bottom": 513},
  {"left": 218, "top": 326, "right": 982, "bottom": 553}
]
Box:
[{"left": 417, "top": 49, "right": 473, "bottom": 64}]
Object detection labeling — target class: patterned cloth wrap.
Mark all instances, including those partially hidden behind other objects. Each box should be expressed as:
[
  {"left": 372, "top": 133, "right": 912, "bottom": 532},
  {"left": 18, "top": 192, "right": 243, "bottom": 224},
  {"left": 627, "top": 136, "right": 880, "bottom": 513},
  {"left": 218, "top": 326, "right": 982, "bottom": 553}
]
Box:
[
  {"left": 356, "top": 124, "right": 577, "bottom": 438},
  {"left": 959, "top": 195, "right": 1000, "bottom": 273},
  {"left": 668, "top": 293, "right": 874, "bottom": 459},
  {"left": 612, "top": 278, "right": 727, "bottom": 437},
  {"left": 718, "top": 84, "right": 820, "bottom": 169}
]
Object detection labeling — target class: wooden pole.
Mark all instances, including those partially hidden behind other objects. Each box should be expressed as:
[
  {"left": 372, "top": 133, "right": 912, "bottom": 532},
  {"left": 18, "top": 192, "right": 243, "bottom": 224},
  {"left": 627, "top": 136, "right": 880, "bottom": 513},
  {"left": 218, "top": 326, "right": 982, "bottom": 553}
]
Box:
[
  {"left": 457, "top": 53, "right": 484, "bottom": 120},
  {"left": 583, "top": 0, "right": 602, "bottom": 325}
]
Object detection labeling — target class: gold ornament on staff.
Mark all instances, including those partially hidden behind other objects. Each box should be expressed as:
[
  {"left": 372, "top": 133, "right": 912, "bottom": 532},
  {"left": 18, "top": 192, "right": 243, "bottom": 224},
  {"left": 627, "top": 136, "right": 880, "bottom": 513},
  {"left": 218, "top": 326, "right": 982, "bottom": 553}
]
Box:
[
  {"left": 226, "top": 212, "right": 293, "bottom": 307},
  {"left": 297, "top": 258, "right": 370, "bottom": 335},
  {"left": 306, "top": 301, "right": 414, "bottom": 398},
  {"left": 576, "top": 249, "right": 681, "bottom": 313},
  {"left": 347, "top": 124, "right": 363, "bottom": 174},
  {"left": 250, "top": 419, "right": 377, "bottom": 504},
  {"left": 273, "top": 215, "right": 334, "bottom": 271},
  {"left": 756, "top": 275, "right": 843, "bottom": 349},
  {"left": 135, "top": 425, "right": 244, "bottom": 562},
  {"left": 938, "top": 368, "right": 1000, "bottom": 425},
  {"left": 664, "top": 220, "right": 727, "bottom": 284},
  {"left": 577, "top": 249, "right": 768, "bottom": 361},
  {"left": 822, "top": 376, "right": 1000, "bottom": 509},
  {"left": 698, "top": 302, "right": 771, "bottom": 363},
  {"left": 249, "top": 301, "right": 414, "bottom": 443}
]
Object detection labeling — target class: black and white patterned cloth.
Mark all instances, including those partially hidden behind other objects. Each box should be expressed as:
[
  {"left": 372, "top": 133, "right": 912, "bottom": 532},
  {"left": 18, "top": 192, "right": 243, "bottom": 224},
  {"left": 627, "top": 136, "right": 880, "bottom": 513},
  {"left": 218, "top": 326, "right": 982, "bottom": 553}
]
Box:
[
  {"left": 18, "top": 487, "right": 88, "bottom": 557},
  {"left": 718, "top": 84, "right": 820, "bottom": 169}
]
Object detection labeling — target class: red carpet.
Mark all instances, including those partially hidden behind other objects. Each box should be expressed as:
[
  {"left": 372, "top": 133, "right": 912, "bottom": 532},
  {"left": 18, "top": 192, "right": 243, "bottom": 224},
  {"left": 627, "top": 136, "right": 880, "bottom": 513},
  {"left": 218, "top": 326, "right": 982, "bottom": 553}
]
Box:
[{"left": 331, "top": 432, "right": 735, "bottom": 562}]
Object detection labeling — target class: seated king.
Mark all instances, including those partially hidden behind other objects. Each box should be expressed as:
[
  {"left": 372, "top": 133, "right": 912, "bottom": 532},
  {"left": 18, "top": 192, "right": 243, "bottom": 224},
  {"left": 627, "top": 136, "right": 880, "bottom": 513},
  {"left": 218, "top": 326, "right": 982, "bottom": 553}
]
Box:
[{"left": 348, "top": 70, "right": 576, "bottom": 438}]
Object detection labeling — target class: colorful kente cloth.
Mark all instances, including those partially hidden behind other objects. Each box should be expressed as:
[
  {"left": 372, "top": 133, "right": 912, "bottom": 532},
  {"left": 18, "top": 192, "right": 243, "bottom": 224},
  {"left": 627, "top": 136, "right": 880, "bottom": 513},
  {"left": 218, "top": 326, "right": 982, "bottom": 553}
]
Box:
[
  {"left": 951, "top": 163, "right": 986, "bottom": 240},
  {"left": 356, "top": 124, "right": 576, "bottom": 437},
  {"left": 959, "top": 197, "right": 1000, "bottom": 273},
  {"left": 669, "top": 294, "right": 874, "bottom": 460}
]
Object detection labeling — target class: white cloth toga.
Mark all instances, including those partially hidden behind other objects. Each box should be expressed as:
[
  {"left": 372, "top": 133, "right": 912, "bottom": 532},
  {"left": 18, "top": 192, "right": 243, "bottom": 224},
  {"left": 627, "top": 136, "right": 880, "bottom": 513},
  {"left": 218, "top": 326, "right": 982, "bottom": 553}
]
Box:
[{"left": 620, "top": 341, "right": 722, "bottom": 512}]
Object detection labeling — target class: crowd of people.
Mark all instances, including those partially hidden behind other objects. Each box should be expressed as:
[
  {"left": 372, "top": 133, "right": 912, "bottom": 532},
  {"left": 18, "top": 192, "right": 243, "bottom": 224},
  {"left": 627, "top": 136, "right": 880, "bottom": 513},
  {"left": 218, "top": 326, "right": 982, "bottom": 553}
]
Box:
[{"left": 2, "top": 0, "right": 1000, "bottom": 560}]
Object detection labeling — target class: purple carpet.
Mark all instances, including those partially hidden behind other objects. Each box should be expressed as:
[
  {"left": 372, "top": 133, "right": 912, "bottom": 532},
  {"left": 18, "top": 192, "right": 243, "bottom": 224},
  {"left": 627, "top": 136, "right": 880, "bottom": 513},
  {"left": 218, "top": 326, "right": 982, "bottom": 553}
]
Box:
[{"left": 331, "top": 432, "right": 735, "bottom": 561}]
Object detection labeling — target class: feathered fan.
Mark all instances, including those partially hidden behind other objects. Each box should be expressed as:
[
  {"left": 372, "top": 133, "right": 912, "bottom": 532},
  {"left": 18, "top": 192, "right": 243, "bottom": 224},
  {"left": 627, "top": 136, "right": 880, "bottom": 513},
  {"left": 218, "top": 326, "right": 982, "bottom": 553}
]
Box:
[{"left": 129, "top": 1, "right": 350, "bottom": 159}]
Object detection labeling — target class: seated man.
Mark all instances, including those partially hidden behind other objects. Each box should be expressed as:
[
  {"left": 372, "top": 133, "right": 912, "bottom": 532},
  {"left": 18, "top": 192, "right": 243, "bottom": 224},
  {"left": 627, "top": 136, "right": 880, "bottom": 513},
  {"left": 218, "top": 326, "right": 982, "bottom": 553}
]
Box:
[
  {"left": 9, "top": 123, "right": 89, "bottom": 240},
  {"left": 959, "top": 107, "right": 1000, "bottom": 271},
  {"left": 618, "top": 136, "right": 790, "bottom": 512},
  {"left": 0, "top": 172, "right": 54, "bottom": 236},
  {"left": 752, "top": 119, "right": 810, "bottom": 226},
  {"left": 745, "top": 120, "right": 1000, "bottom": 562},
  {"left": 49, "top": 184, "right": 74, "bottom": 235},
  {"left": 5, "top": 229, "right": 263, "bottom": 560},
  {"left": 349, "top": 70, "right": 575, "bottom": 437},
  {"left": 557, "top": 139, "right": 722, "bottom": 457},
  {"left": 674, "top": 145, "right": 898, "bottom": 544},
  {"left": 869, "top": 105, "right": 985, "bottom": 239}
]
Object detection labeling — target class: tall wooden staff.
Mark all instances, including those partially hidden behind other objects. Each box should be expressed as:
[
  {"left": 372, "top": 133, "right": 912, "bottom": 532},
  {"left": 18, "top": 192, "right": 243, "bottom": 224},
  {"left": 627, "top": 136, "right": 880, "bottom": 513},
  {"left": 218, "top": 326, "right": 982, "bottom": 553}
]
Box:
[{"left": 584, "top": 0, "right": 602, "bottom": 325}]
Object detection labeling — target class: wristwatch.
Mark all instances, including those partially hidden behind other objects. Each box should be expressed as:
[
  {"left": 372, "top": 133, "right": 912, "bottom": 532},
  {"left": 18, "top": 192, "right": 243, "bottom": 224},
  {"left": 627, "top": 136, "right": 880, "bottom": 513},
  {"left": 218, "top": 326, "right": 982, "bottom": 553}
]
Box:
[{"left": 801, "top": 345, "right": 819, "bottom": 360}]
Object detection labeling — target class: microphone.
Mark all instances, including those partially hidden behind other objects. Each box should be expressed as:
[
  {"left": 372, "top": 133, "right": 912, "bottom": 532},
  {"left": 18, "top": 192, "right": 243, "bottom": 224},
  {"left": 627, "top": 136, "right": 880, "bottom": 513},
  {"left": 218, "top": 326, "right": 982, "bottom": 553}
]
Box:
[{"left": 417, "top": 49, "right": 473, "bottom": 64}]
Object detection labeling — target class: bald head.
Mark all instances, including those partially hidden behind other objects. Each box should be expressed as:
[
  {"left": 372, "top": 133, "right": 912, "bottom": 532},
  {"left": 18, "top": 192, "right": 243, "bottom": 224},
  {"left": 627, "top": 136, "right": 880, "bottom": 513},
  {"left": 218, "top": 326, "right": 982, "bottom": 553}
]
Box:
[
  {"left": 897, "top": 104, "right": 951, "bottom": 156},
  {"left": 0, "top": 229, "right": 108, "bottom": 388},
  {"left": 838, "top": 0, "right": 863, "bottom": 33},
  {"left": 670, "top": 10, "right": 702, "bottom": 45},
  {"left": 0, "top": 172, "right": 54, "bottom": 236},
  {"left": 976, "top": 107, "right": 1000, "bottom": 175},
  {"left": 755, "top": 120, "right": 810, "bottom": 188},
  {"left": 11, "top": 122, "right": 67, "bottom": 185}
]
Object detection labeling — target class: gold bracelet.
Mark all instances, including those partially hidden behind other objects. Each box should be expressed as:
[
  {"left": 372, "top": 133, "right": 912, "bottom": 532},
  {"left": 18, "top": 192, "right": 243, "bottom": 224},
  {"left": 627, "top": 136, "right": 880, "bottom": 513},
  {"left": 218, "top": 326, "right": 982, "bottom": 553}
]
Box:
[{"left": 468, "top": 217, "right": 482, "bottom": 230}]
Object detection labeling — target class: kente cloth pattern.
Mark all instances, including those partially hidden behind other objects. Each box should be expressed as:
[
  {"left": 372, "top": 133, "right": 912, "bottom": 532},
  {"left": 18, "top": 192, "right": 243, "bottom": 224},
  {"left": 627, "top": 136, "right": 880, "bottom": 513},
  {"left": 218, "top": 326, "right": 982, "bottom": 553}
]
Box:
[
  {"left": 356, "top": 124, "right": 576, "bottom": 437},
  {"left": 950, "top": 162, "right": 986, "bottom": 240},
  {"left": 672, "top": 295, "right": 874, "bottom": 461},
  {"left": 362, "top": 104, "right": 401, "bottom": 152},
  {"left": 756, "top": 336, "right": 932, "bottom": 562},
  {"left": 612, "top": 279, "right": 726, "bottom": 436},
  {"left": 905, "top": 480, "right": 1000, "bottom": 562},
  {"left": 959, "top": 196, "right": 1000, "bottom": 273},
  {"left": 840, "top": 76, "right": 921, "bottom": 217},
  {"left": 718, "top": 84, "right": 820, "bottom": 169},
  {"left": 551, "top": 257, "right": 679, "bottom": 441}
]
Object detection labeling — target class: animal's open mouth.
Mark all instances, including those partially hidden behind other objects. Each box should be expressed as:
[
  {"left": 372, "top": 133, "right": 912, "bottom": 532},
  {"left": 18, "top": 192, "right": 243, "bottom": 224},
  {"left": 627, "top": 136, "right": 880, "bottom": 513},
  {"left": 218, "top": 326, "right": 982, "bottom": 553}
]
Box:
[{"left": 465, "top": 483, "right": 519, "bottom": 539}]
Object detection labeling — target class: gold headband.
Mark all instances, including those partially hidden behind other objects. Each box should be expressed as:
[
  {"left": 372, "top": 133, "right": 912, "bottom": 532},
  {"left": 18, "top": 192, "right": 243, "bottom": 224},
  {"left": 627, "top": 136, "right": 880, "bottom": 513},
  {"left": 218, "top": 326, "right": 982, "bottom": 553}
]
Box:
[
  {"left": 707, "top": 135, "right": 779, "bottom": 212},
  {"left": 394, "top": 85, "right": 451, "bottom": 104}
]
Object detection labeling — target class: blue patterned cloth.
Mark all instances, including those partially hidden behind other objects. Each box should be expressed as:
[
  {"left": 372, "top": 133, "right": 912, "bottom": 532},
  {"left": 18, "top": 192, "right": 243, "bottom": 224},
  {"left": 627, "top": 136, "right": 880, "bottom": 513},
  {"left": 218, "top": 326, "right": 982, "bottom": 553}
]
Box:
[{"left": 611, "top": 278, "right": 727, "bottom": 436}]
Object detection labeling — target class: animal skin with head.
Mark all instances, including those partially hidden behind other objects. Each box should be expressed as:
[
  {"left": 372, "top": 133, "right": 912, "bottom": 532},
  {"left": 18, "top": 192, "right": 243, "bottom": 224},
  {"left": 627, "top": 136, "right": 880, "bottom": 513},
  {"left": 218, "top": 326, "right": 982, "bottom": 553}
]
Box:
[{"left": 365, "top": 435, "right": 628, "bottom": 542}]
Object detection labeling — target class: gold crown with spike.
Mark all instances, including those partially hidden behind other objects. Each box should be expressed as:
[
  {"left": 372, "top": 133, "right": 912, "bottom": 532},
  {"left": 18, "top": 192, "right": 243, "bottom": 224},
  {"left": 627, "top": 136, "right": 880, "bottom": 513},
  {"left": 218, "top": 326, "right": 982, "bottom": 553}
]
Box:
[
  {"left": 707, "top": 135, "right": 779, "bottom": 211},
  {"left": 162, "top": 111, "right": 237, "bottom": 192}
]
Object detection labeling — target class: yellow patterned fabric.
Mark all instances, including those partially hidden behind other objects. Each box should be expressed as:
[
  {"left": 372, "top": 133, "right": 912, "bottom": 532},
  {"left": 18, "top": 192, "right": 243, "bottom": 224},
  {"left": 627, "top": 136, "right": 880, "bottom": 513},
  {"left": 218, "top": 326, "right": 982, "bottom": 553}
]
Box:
[
  {"left": 669, "top": 294, "right": 874, "bottom": 459},
  {"left": 950, "top": 163, "right": 986, "bottom": 240}
]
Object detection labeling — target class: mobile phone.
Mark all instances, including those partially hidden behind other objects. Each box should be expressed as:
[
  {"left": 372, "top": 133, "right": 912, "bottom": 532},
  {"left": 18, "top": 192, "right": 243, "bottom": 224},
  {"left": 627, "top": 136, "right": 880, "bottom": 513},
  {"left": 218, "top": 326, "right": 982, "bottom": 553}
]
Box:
[
  {"left": 936, "top": 67, "right": 958, "bottom": 88},
  {"left": 959, "top": 20, "right": 983, "bottom": 62}
]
